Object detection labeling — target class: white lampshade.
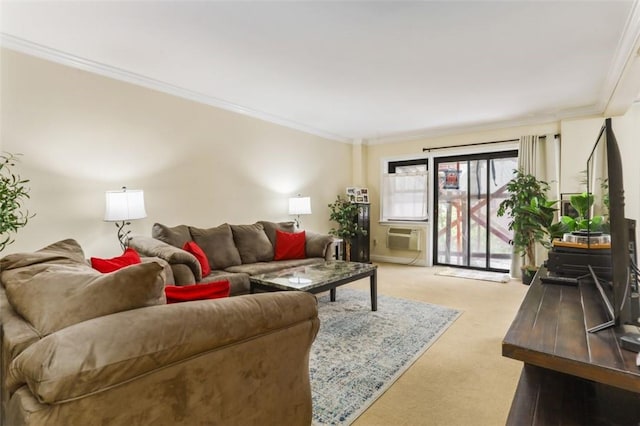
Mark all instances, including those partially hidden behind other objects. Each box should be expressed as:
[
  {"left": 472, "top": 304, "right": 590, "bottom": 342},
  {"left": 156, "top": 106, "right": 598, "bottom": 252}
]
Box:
[
  {"left": 104, "top": 188, "right": 147, "bottom": 221},
  {"left": 288, "top": 196, "right": 312, "bottom": 215}
]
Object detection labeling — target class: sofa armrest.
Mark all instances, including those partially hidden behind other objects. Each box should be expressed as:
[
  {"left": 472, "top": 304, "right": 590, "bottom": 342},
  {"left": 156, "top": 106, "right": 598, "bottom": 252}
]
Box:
[
  {"left": 1, "top": 286, "right": 40, "bottom": 420},
  {"left": 0, "top": 288, "right": 39, "bottom": 362},
  {"left": 140, "top": 257, "right": 175, "bottom": 285},
  {"left": 305, "top": 231, "right": 335, "bottom": 260},
  {"left": 7, "top": 292, "right": 319, "bottom": 405},
  {"left": 129, "top": 235, "right": 202, "bottom": 282},
  {"left": 170, "top": 263, "right": 198, "bottom": 285}
]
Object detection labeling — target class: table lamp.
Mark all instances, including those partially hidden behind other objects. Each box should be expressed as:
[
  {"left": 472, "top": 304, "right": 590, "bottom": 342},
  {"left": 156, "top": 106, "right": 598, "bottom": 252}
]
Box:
[
  {"left": 104, "top": 187, "right": 147, "bottom": 250},
  {"left": 288, "top": 195, "right": 311, "bottom": 229}
]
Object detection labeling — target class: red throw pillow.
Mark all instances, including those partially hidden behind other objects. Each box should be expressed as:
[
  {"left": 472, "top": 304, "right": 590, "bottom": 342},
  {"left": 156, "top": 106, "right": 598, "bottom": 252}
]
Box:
[
  {"left": 91, "top": 248, "right": 142, "bottom": 273},
  {"left": 164, "top": 281, "right": 230, "bottom": 304},
  {"left": 183, "top": 241, "right": 211, "bottom": 276},
  {"left": 274, "top": 230, "right": 306, "bottom": 261}
]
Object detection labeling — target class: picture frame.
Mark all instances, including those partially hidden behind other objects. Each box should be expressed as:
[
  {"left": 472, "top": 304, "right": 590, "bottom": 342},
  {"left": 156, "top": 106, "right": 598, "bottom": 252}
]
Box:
[
  {"left": 442, "top": 169, "right": 460, "bottom": 190},
  {"left": 346, "top": 187, "right": 369, "bottom": 203},
  {"left": 561, "top": 193, "right": 580, "bottom": 218}
]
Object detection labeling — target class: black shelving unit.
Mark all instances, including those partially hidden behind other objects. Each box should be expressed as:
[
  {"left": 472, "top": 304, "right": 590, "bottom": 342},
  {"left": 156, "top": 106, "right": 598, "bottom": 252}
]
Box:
[{"left": 349, "top": 203, "right": 370, "bottom": 263}]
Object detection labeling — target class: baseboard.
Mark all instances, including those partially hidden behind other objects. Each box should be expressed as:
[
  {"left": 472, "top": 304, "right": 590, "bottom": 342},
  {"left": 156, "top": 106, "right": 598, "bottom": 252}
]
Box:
[{"left": 370, "top": 254, "right": 428, "bottom": 267}]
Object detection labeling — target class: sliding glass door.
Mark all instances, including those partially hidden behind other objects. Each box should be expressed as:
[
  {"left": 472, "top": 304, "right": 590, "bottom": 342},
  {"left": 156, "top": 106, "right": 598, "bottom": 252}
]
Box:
[{"left": 434, "top": 151, "right": 517, "bottom": 272}]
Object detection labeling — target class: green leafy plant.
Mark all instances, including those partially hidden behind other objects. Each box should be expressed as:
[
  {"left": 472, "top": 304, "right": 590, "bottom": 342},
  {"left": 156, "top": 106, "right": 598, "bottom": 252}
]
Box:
[
  {"left": 328, "top": 195, "right": 367, "bottom": 261},
  {"left": 554, "top": 170, "right": 610, "bottom": 236},
  {"left": 554, "top": 192, "right": 606, "bottom": 234},
  {"left": 497, "top": 170, "right": 558, "bottom": 275},
  {"left": 550, "top": 183, "right": 610, "bottom": 239},
  {"left": 0, "top": 153, "right": 34, "bottom": 252}
]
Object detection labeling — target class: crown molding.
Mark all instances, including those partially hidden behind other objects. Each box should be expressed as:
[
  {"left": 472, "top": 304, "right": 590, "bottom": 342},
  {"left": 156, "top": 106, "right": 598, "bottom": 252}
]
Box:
[
  {"left": 603, "top": 0, "right": 640, "bottom": 115},
  {"left": 365, "top": 103, "right": 601, "bottom": 145},
  {"left": 0, "top": 33, "right": 351, "bottom": 144}
]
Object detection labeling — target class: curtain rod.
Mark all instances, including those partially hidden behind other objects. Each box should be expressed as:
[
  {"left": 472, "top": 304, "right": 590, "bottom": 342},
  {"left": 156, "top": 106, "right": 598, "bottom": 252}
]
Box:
[{"left": 422, "top": 133, "right": 560, "bottom": 152}]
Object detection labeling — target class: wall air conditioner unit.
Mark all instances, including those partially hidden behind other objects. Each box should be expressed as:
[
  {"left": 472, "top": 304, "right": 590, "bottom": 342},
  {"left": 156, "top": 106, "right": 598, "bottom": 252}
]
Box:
[{"left": 386, "top": 227, "right": 421, "bottom": 251}]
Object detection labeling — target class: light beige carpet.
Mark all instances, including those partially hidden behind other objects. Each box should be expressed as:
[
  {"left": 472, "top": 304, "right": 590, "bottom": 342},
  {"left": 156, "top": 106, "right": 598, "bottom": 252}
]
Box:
[{"left": 340, "top": 262, "right": 528, "bottom": 425}]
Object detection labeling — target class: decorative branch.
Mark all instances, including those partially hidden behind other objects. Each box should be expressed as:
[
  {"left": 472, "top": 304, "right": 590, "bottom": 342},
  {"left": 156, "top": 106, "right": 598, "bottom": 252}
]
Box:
[{"left": 0, "top": 152, "right": 35, "bottom": 252}]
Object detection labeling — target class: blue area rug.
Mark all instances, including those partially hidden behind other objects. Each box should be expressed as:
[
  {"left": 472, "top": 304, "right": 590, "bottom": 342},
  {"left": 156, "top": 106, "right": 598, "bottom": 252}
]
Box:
[{"left": 310, "top": 288, "right": 461, "bottom": 425}]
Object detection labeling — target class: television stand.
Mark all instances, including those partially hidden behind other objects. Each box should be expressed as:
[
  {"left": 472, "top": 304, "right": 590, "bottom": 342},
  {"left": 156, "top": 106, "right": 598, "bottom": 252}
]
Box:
[
  {"left": 503, "top": 266, "right": 640, "bottom": 424},
  {"left": 586, "top": 264, "right": 618, "bottom": 333}
]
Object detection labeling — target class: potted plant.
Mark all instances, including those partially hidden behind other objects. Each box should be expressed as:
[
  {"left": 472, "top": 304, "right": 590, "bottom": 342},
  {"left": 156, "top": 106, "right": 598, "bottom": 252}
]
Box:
[
  {"left": 553, "top": 192, "right": 608, "bottom": 237},
  {"left": 0, "top": 152, "right": 34, "bottom": 252},
  {"left": 497, "top": 170, "right": 558, "bottom": 284},
  {"left": 328, "top": 195, "right": 367, "bottom": 261}
]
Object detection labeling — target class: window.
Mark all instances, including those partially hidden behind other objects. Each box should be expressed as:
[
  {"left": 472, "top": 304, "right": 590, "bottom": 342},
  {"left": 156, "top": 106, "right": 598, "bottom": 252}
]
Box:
[{"left": 382, "top": 159, "right": 429, "bottom": 221}]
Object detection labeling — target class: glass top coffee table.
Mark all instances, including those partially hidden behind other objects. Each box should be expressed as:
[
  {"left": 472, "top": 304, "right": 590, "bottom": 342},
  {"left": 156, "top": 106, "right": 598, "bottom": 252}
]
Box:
[{"left": 249, "top": 261, "right": 378, "bottom": 311}]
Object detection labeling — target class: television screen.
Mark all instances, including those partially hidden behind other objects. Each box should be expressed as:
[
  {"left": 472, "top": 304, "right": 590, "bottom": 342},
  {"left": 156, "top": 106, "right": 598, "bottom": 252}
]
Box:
[{"left": 586, "top": 118, "right": 634, "bottom": 330}]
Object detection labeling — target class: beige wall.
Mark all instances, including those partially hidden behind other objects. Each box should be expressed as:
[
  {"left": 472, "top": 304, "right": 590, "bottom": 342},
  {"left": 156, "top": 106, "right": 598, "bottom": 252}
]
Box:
[
  {"left": 612, "top": 104, "right": 640, "bottom": 225},
  {"left": 1, "top": 48, "right": 352, "bottom": 257},
  {"left": 351, "top": 140, "right": 367, "bottom": 187},
  {"left": 561, "top": 103, "right": 640, "bottom": 233}
]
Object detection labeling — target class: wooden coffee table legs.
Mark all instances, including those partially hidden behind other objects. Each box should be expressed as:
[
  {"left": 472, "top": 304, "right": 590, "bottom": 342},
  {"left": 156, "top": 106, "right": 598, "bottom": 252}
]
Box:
[
  {"left": 329, "top": 268, "right": 377, "bottom": 311},
  {"left": 370, "top": 270, "right": 377, "bottom": 311}
]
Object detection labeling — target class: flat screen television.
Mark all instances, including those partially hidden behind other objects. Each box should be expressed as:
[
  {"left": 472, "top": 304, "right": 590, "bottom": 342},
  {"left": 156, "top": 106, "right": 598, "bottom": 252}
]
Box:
[{"left": 585, "top": 118, "right": 636, "bottom": 332}]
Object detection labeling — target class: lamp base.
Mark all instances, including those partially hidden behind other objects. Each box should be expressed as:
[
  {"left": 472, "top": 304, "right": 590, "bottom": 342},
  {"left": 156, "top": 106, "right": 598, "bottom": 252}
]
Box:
[{"left": 114, "top": 221, "right": 131, "bottom": 251}]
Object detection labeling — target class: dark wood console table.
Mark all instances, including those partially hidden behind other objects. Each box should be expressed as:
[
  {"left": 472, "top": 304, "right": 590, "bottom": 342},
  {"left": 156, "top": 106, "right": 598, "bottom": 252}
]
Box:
[{"left": 502, "top": 266, "right": 640, "bottom": 424}]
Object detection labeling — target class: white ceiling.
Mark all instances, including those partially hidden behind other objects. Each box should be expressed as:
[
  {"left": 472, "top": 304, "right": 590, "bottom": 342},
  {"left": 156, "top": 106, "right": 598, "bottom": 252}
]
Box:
[{"left": 2, "top": 1, "right": 640, "bottom": 143}]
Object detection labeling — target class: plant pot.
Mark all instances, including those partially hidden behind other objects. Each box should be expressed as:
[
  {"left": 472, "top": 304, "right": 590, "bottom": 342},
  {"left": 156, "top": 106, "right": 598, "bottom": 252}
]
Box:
[{"left": 521, "top": 267, "right": 538, "bottom": 285}]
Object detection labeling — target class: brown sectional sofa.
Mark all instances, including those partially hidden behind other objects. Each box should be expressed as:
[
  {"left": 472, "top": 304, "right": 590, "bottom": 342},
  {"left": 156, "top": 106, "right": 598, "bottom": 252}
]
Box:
[
  {"left": 0, "top": 239, "right": 320, "bottom": 425},
  {"left": 129, "top": 220, "right": 335, "bottom": 295}
]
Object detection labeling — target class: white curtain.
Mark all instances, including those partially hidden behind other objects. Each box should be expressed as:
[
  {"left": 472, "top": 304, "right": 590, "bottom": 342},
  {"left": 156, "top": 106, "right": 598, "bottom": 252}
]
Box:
[
  {"left": 382, "top": 172, "right": 429, "bottom": 221},
  {"left": 510, "top": 134, "right": 560, "bottom": 277}
]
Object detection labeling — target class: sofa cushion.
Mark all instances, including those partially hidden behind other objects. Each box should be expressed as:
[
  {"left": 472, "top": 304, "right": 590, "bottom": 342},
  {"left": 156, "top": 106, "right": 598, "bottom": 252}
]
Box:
[
  {"left": 190, "top": 223, "right": 242, "bottom": 270},
  {"left": 258, "top": 220, "right": 296, "bottom": 247},
  {"left": 165, "top": 281, "right": 230, "bottom": 303},
  {"left": 152, "top": 223, "right": 192, "bottom": 248},
  {"left": 225, "top": 258, "right": 325, "bottom": 276},
  {"left": 231, "top": 223, "right": 274, "bottom": 264},
  {"left": 0, "top": 238, "right": 86, "bottom": 271},
  {"left": 274, "top": 230, "right": 306, "bottom": 260},
  {"left": 182, "top": 241, "right": 211, "bottom": 276},
  {"left": 200, "top": 270, "right": 250, "bottom": 296},
  {"left": 91, "top": 248, "right": 142, "bottom": 273},
  {"left": 1, "top": 240, "right": 166, "bottom": 336}
]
